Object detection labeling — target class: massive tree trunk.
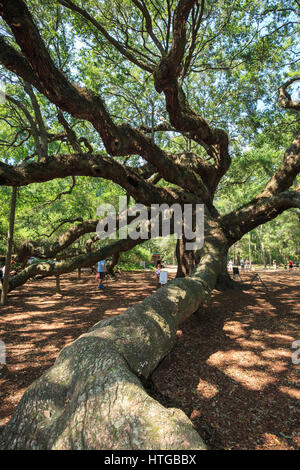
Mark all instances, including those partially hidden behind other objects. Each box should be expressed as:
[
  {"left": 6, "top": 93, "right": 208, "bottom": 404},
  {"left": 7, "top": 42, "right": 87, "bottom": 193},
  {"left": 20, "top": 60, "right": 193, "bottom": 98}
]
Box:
[{"left": 0, "top": 226, "right": 226, "bottom": 450}]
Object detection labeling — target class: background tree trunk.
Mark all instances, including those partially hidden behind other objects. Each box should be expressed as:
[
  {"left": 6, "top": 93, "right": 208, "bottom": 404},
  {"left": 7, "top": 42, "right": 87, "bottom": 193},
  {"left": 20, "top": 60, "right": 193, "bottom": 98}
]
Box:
[
  {"left": 1, "top": 186, "right": 17, "bottom": 306},
  {"left": 107, "top": 251, "right": 120, "bottom": 276},
  {"left": 175, "top": 238, "right": 193, "bottom": 277},
  {"left": 248, "top": 232, "right": 252, "bottom": 267},
  {"left": 55, "top": 275, "right": 61, "bottom": 295},
  {"left": 258, "top": 226, "right": 267, "bottom": 269}
]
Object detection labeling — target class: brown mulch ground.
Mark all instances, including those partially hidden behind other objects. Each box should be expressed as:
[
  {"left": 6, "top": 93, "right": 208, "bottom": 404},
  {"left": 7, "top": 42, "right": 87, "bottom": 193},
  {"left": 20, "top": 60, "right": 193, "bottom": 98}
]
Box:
[{"left": 0, "top": 269, "right": 299, "bottom": 450}]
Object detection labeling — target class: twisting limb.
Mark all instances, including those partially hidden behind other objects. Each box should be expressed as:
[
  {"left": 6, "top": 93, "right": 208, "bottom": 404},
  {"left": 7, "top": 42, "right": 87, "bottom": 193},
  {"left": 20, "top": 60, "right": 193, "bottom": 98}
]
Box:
[
  {"left": 57, "top": 0, "right": 155, "bottom": 72},
  {"left": 259, "top": 130, "right": 300, "bottom": 198},
  {"left": 222, "top": 189, "right": 300, "bottom": 245},
  {"left": 0, "top": 152, "right": 191, "bottom": 206},
  {"left": 0, "top": 0, "right": 217, "bottom": 202},
  {"left": 278, "top": 76, "right": 300, "bottom": 111}
]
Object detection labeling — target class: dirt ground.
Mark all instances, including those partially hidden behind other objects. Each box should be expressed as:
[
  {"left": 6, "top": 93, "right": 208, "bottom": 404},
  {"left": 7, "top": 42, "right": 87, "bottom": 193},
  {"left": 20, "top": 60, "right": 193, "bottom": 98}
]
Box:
[{"left": 0, "top": 268, "right": 299, "bottom": 450}]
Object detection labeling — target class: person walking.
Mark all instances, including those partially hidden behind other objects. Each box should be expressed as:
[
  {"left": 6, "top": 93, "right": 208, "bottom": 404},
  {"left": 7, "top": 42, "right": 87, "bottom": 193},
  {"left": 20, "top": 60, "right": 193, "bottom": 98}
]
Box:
[{"left": 97, "top": 259, "right": 106, "bottom": 289}]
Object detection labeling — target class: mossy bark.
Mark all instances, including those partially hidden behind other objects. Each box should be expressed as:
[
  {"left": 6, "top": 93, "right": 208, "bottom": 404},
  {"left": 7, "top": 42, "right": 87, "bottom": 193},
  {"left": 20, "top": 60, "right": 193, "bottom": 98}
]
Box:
[{"left": 0, "top": 239, "right": 225, "bottom": 450}]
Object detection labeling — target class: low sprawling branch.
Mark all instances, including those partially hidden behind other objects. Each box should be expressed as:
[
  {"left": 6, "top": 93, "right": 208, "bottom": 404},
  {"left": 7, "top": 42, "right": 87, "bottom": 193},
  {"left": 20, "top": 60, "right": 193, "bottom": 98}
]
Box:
[
  {"left": 0, "top": 152, "right": 187, "bottom": 206},
  {"left": 9, "top": 235, "right": 148, "bottom": 292},
  {"left": 222, "top": 189, "right": 300, "bottom": 244},
  {"left": 16, "top": 219, "right": 99, "bottom": 264},
  {"left": 0, "top": 225, "right": 226, "bottom": 450}
]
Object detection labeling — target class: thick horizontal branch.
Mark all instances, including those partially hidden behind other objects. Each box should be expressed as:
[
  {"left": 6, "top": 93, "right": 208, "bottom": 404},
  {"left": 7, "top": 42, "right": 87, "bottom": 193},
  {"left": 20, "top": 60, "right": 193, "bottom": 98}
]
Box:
[
  {"left": 221, "top": 189, "right": 300, "bottom": 244},
  {"left": 16, "top": 218, "right": 99, "bottom": 263},
  {"left": 10, "top": 203, "right": 192, "bottom": 291},
  {"left": 16, "top": 208, "right": 145, "bottom": 263},
  {"left": 9, "top": 235, "right": 148, "bottom": 291},
  {"left": 0, "top": 152, "right": 184, "bottom": 205}
]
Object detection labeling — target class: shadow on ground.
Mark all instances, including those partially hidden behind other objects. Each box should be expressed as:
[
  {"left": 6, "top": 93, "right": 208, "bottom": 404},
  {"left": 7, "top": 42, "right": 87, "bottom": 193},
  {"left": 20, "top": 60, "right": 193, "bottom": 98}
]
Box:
[
  {"left": 152, "top": 271, "right": 300, "bottom": 450},
  {"left": 0, "top": 270, "right": 299, "bottom": 450}
]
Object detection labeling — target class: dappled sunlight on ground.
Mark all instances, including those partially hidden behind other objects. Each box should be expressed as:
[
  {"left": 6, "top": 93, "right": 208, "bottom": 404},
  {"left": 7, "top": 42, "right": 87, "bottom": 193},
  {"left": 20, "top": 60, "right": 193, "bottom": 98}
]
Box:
[
  {"left": 0, "top": 269, "right": 299, "bottom": 449},
  {"left": 152, "top": 270, "right": 300, "bottom": 450}
]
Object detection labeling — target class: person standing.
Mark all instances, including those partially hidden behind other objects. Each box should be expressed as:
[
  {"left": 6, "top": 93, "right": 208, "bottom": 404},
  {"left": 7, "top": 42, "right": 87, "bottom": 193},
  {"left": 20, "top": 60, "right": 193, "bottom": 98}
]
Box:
[
  {"left": 273, "top": 260, "right": 277, "bottom": 270},
  {"left": 240, "top": 258, "right": 245, "bottom": 270},
  {"left": 155, "top": 260, "right": 162, "bottom": 288},
  {"left": 289, "top": 260, "right": 293, "bottom": 270},
  {"left": 228, "top": 260, "right": 233, "bottom": 271},
  {"left": 97, "top": 259, "right": 106, "bottom": 289}
]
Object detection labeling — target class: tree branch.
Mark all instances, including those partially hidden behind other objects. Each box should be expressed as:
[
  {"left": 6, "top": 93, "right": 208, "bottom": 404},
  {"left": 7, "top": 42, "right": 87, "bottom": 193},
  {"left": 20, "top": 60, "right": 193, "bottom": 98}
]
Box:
[
  {"left": 57, "top": 0, "right": 154, "bottom": 72},
  {"left": 260, "top": 129, "right": 300, "bottom": 197},
  {"left": 0, "top": 152, "right": 189, "bottom": 206},
  {"left": 9, "top": 235, "right": 149, "bottom": 291},
  {"left": 278, "top": 76, "right": 300, "bottom": 111},
  {"left": 222, "top": 189, "right": 300, "bottom": 245}
]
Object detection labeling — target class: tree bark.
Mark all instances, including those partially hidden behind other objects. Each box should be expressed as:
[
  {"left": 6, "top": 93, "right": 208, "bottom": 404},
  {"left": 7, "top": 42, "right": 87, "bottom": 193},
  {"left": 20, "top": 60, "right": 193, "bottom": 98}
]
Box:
[
  {"left": 258, "top": 226, "right": 266, "bottom": 269},
  {"left": 107, "top": 252, "right": 120, "bottom": 276},
  {"left": 55, "top": 275, "right": 62, "bottom": 295},
  {"left": 0, "top": 229, "right": 226, "bottom": 450},
  {"left": 0, "top": 0, "right": 299, "bottom": 451},
  {"left": 175, "top": 238, "right": 191, "bottom": 277},
  {"left": 1, "top": 186, "right": 17, "bottom": 306}
]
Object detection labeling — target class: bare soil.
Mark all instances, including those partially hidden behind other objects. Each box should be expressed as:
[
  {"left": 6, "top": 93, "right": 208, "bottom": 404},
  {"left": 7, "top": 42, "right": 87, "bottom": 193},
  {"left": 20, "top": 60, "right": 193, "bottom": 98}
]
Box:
[{"left": 0, "top": 269, "right": 299, "bottom": 450}]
